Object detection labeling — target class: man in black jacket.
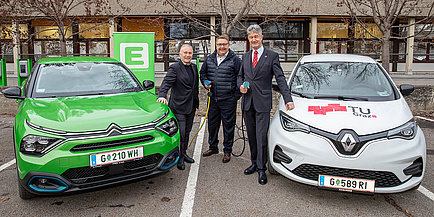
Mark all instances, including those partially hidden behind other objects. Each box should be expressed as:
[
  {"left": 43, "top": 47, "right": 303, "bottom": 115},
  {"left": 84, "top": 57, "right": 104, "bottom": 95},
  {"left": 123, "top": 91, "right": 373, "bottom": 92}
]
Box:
[
  {"left": 158, "top": 44, "right": 199, "bottom": 170},
  {"left": 200, "top": 35, "right": 241, "bottom": 163}
]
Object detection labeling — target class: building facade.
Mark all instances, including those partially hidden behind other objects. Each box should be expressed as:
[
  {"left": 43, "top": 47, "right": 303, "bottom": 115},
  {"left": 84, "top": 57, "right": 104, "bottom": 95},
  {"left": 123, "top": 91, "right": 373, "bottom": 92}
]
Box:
[{"left": 1, "top": 0, "right": 433, "bottom": 75}]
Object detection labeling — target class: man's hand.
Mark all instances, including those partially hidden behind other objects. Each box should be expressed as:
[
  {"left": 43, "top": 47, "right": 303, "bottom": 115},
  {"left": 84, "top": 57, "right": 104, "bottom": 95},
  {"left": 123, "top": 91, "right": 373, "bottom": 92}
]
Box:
[
  {"left": 157, "top": 97, "right": 168, "bottom": 105},
  {"left": 240, "top": 85, "right": 249, "bottom": 94},
  {"left": 205, "top": 84, "right": 211, "bottom": 90},
  {"left": 285, "top": 102, "right": 295, "bottom": 111}
]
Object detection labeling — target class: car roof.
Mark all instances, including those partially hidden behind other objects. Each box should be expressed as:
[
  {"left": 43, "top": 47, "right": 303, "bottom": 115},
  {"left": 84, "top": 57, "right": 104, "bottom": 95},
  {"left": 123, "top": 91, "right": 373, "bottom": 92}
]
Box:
[
  {"left": 37, "top": 56, "right": 120, "bottom": 64},
  {"left": 299, "top": 54, "right": 377, "bottom": 64}
]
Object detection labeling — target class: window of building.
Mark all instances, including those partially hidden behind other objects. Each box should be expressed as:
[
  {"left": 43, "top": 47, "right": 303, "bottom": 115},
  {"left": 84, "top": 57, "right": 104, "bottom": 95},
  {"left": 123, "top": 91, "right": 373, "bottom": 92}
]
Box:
[
  {"left": 264, "top": 39, "right": 303, "bottom": 61},
  {"left": 354, "top": 23, "right": 382, "bottom": 39},
  {"left": 34, "top": 26, "right": 73, "bottom": 39},
  {"left": 263, "top": 22, "right": 303, "bottom": 38},
  {"left": 354, "top": 40, "right": 382, "bottom": 60},
  {"left": 122, "top": 18, "right": 164, "bottom": 40},
  {"left": 79, "top": 23, "right": 110, "bottom": 39},
  {"left": 169, "top": 22, "right": 208, "bottom": 39},
  {"left": 316, "top": 23, "right": 348, "bottom": 38}
]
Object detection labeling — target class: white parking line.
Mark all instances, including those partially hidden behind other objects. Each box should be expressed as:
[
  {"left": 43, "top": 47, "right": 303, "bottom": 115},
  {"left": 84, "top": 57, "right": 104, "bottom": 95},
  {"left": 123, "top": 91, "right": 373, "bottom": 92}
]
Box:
[
  {"left": 180, "top": 117, "right": 206, "bottom": 217},
  {"left": 0, "top": 159, "right": 16, "bottom": 172},
  {"left": 415, "top": 116, "right": 434, "bottom": 122},
  {"left": 418, "top": 186, "right": 434, "bottom": 201}
]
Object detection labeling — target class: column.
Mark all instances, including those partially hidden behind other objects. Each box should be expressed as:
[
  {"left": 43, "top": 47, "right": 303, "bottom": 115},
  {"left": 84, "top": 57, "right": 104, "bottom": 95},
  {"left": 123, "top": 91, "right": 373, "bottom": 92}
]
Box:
[
  {"left": 210, "top": 16, "right": 216, "bottom": 54},
  {"left": 109, "top": 18, "right": 115, "bottom": 58},
  {"left": 12, "top": 20, "right": 20, "bottom": 74},
  {"left": 310, "top": 16, "right": 317, "bottom": 55},
  {"left": 405, "top": 18, "right": 415, "bottom": 75}
]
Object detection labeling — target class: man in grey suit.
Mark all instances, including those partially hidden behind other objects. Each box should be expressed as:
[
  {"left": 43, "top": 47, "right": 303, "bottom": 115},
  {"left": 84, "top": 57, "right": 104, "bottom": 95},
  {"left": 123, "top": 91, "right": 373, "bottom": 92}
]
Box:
[
  {"left": 158, "top": 44, "right": 199, "bottom": 170},
  {"left": 237, "top": 24, "right": 295, "bottom": 185}
]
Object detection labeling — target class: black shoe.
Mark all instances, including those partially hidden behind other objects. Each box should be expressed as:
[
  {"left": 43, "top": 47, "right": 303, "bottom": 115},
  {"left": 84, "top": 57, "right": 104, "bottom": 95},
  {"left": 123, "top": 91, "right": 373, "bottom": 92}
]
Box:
[
  {"left": 244, "top": 164, "right": 257, "bottom": 175},
  {"left": 258, "top": 170, "right": 267, "bottom": 185},
  {"left": 183, "top": 154, "right": 195, "bottom": 164},
  {"left": 177, "top": 159, "right": 185, "bottom": 170}
]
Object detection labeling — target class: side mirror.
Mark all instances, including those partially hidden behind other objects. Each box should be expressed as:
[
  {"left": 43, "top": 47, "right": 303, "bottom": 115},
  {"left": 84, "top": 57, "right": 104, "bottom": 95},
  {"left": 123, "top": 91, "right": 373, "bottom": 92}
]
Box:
[
  {"left": 143, "top": 80, "right": 154, "bottom": 91},
  {"left": 272, "top": 81, "right": 280, "bottom": 93},
  {"left": 399, "top": 84, "right": 414, "bottom": 96},
  {"left": 2, "top": 87, "right": 25, "bottom": 99}
]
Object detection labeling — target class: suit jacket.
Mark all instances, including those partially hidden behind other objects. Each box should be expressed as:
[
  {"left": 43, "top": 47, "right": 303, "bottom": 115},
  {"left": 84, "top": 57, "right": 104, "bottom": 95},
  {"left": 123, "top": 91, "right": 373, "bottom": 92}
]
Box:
[
  {"left": 237, "top": 48, "right": 292, "bottom": 112},
  {"left": 159, "top": 60, "right": 199, "bottom": 114}
]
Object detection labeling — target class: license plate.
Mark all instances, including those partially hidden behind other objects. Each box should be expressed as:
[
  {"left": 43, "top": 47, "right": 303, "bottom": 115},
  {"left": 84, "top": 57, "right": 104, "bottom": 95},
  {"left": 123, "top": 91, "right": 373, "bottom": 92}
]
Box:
[
  {"left": 318, "top": 174, "right": 375, "bottom": 194},
  {"left": 90, "top": 146, "right": 144, "bottom": 167}
]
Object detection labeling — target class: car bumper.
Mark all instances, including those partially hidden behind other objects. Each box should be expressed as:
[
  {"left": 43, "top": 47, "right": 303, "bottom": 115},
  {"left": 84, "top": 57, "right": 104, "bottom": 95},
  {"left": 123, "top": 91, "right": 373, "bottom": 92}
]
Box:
[
  {"left": 268, "top": 118, "right": 426, "bottom": 194},
  {"left": 18, "top": 146, "right": 179, "bottom": 196}
]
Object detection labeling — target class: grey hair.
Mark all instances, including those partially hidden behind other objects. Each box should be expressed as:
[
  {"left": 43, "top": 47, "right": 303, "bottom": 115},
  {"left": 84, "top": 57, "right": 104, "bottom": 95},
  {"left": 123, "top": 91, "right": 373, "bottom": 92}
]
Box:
[
  {"left": 179, "top": 44, "right": 193, "bottom": 52},
  {"left": 247, "top": 24, "right": 262, "bottom": 36}
]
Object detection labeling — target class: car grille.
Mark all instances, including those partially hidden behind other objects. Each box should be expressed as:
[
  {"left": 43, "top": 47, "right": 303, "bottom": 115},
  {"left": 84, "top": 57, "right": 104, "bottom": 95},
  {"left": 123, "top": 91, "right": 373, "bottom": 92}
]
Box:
[
  {"left": 62, "top": 154, "right": 162, "bottom": 185},
  {"left": 70, "top": 135, "right": 154, "bottom": 152},
  {"left": 291, "top": 164, "right": 403, "bottom": 188}
]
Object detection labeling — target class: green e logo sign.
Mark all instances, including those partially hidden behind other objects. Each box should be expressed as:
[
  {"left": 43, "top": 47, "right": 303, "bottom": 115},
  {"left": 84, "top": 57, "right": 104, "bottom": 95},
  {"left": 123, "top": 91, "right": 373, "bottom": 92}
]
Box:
[{"left": 120, "top": 43, "right": 149, "bottom": 68}]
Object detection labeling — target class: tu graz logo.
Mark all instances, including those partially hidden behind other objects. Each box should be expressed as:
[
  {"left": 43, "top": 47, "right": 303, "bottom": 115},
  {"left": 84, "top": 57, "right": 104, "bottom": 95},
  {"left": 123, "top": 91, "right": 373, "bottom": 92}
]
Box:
[{"left": 308, "top": 104, "right": 377, "bottom": 118}]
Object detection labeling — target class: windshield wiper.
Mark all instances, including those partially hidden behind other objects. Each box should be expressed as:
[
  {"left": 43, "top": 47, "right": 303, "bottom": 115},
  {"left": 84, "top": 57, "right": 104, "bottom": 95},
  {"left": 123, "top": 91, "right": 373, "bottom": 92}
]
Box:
[
  {"left": 291, "top": 91, "right": 313, "bottom": 99},
  {"left": 313, "top": 95, "right": 369, "bottom": 101}
]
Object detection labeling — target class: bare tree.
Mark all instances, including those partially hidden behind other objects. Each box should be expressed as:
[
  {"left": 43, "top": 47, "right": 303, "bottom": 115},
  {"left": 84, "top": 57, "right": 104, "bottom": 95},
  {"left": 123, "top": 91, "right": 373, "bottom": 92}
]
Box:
[
  {"left": 165, "top": 0, "right": 253, "bottom": 37},
  {"left": 0, "top": 0, "right": 131, "bottom": 56},
  {"left": 342, "top": 0, "right": 434, "bottom": 72},
  {"left": 164, "top": 0, "right": 301, "bottom": 38}
]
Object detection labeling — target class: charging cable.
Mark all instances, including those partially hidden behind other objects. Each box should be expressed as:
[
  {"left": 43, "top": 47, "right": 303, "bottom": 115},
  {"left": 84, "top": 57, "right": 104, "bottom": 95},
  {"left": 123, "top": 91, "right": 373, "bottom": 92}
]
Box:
[
  {"left": 232, "top": 81, "right": 249, "bottom": 157},
  {"left": 188, "top": 80, "right": 211, "bottom": 148}
]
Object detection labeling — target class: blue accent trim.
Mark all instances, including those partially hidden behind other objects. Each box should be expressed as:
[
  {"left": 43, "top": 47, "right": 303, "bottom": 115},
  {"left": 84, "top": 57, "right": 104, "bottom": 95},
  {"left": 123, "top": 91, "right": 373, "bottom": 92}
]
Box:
[
  {"left": 160, "top": 151, "right": 179, "bottom": 170},
  {"left": 28, "top": 176, "right": 68, "bottom": 192},
  {"left": 319, "top": 175, "right": 325, "bottom": 186}
]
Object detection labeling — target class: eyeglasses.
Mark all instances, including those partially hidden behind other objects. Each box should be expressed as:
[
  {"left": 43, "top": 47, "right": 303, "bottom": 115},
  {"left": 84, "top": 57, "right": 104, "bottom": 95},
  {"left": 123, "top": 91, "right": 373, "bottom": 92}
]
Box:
[{"left": 216, "top": 43, "right": 229, "bottom": 47}]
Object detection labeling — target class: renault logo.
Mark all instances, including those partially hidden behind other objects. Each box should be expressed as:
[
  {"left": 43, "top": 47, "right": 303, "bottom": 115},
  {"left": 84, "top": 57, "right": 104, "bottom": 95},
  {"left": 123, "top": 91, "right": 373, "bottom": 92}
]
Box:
[{"left": 341, "top": 133, "right": 357, "bottom": 152}]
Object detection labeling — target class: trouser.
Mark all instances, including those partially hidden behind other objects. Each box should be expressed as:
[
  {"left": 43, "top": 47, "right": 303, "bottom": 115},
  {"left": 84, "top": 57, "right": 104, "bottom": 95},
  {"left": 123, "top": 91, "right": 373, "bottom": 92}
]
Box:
[
  {"left": 174, "top": 110, "right": 196, "bottom": 158},
  {"left": 243, "top": 104, "right": 270, "bottom": 171},
  {"left": 207, "top": 97, "right": 237, "bottom": 154}
]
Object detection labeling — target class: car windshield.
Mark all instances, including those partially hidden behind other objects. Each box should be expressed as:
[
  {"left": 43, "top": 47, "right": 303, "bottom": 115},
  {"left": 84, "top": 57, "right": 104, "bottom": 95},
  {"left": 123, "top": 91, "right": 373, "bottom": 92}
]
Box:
[
  {"left": 32, "top": 62, "right": 142, "bottom": 98},
  {"left": 290, "top": 62, "right": 397, "bottom": 101}
]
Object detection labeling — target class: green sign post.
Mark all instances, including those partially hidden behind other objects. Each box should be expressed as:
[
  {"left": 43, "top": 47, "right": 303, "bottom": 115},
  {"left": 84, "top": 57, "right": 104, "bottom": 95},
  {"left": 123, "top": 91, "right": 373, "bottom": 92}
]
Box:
[
  {"left": 113, "top": 32, "right": 155, "bottom": 93},
  {"left": 0, "top": 59, "right": 6, "bottom": 86}
]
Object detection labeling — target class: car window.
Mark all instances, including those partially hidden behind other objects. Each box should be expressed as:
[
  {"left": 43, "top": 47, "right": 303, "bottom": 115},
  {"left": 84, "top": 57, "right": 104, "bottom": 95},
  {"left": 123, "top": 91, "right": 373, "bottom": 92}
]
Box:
[
  {"left": 33, "top": 62, "right": 142, "bottom": 98},
  {"left": 290, "top": 62, "right": 397, "bottom": 101}
]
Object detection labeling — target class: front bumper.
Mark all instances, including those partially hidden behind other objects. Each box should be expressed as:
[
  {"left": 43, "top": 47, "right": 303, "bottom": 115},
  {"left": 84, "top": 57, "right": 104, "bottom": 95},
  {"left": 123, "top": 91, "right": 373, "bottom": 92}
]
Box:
[
  {"left": 18, "top": 147, "right": 179, "bottom": 195},
  {"left": 268, "top": 117, "right": 426, "bottom": 194}
]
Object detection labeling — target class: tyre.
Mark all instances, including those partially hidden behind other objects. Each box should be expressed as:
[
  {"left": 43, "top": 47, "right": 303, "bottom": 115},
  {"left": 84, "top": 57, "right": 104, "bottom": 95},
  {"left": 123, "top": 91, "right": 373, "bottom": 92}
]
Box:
[
  {"left": 267, "top": 160, "right": 278, "bottom": 175},
  {"left": 18, "top": 181, "right": 35, "bottom": 200}
]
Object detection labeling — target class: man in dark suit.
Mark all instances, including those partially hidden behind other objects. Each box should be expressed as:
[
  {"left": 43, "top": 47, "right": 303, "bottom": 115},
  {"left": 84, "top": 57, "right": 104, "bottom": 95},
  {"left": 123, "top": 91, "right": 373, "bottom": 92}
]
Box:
[
  {"left": 200, "top": 35, "right": 241, "bottom": 163},
  {"left": 237, "top": 24, "right": 295, "bottom": 185},
  {"left": 158, "top": 44, "right": 199, "bottom": 170}
]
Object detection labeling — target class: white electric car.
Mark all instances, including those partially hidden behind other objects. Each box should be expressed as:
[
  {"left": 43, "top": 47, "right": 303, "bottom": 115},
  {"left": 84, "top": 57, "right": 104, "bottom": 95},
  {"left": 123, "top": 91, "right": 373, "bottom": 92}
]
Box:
[{"left": 268, "top": 54, "right": 426, "bottom": 194}]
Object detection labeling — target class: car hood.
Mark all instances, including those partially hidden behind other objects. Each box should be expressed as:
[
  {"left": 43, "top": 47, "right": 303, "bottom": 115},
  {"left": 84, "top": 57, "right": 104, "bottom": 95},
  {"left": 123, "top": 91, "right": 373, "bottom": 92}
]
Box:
[
  {"left": 280, "top": 97, "right": 414, "bottom": 135},
  {"left": 20, "top": 91, "right": 168, "bottom": 132}
]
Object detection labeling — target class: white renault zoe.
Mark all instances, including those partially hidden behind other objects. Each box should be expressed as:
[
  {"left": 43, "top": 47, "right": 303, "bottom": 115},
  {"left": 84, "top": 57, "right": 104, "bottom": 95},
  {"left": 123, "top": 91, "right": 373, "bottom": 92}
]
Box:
[{"left": 268, "top": 54, "right": 426, "bottom": 194}]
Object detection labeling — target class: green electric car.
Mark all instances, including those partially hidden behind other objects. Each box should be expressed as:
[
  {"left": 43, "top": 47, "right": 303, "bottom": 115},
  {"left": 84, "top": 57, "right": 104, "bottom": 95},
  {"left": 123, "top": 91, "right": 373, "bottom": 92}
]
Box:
[{"left": 2, "top": 56, "right": 180, "bottom": 199}]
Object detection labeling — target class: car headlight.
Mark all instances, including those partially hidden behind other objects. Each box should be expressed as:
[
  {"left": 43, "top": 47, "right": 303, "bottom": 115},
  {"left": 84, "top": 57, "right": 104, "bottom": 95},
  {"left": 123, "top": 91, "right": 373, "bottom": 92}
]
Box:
[
  {"left": 20, "top": 135, "right": 63, "bottom": 156},
  {"left": 387, "top": 119, "right": 417, "bottom": 140},
  {"left": 279, "top": 110, "right": 310, "bottom": 133},
  {"left": 156, "top": 118, "right": 178, "bottom": 137}
]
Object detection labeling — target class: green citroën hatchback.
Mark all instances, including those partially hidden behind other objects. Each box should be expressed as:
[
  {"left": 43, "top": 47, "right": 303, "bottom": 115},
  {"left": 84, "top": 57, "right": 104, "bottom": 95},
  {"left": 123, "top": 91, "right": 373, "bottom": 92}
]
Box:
[{"left": 2, "top": 56, "right": 180, "bottom": 199}]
